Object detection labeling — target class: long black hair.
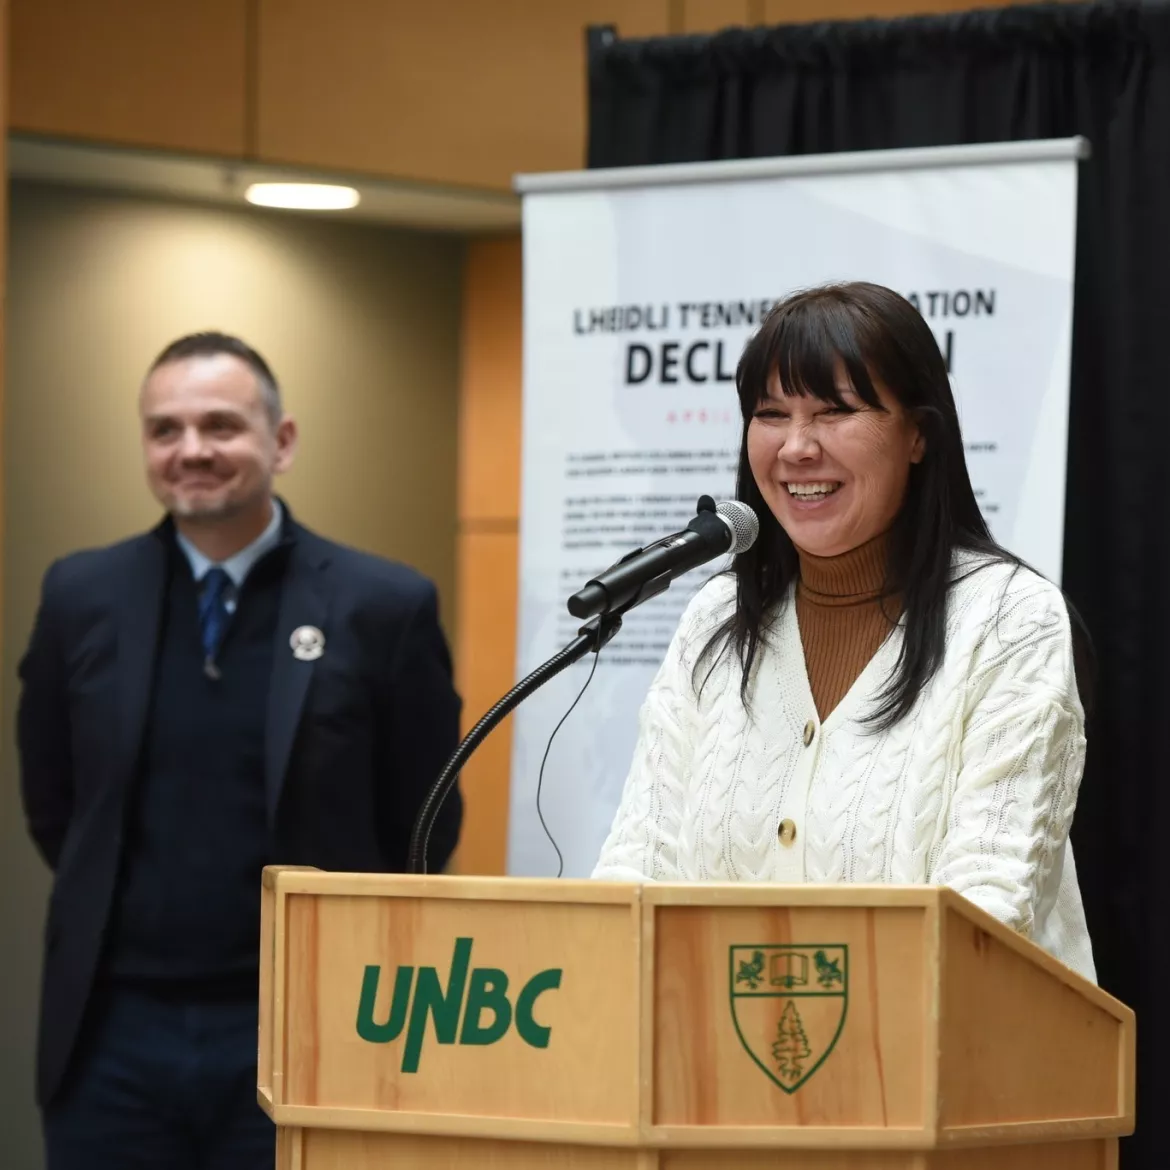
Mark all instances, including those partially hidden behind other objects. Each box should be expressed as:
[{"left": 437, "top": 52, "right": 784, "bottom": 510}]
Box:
[{"left": 697, "top": 281, "right": 1092, "bottom": 729}]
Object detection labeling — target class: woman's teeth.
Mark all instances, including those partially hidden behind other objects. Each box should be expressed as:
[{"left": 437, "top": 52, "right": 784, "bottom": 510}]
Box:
[{"left": 786, "top": 482, "right": 840, "bottom": 500}]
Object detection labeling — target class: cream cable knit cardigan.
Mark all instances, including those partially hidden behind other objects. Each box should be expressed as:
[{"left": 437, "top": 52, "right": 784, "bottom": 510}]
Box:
[{"left": 593, "top": 554, "right": 1096, "bottom": 982}]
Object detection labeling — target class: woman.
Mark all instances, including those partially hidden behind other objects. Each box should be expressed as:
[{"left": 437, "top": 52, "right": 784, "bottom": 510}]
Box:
[{"left": 593, "top": 281, "right": 1095, "bottom": 982}]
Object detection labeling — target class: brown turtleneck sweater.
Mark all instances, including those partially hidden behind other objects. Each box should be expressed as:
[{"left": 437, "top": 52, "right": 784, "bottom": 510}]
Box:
[{"left": 795, "top": 534, "right": 900, "bottom": 721}]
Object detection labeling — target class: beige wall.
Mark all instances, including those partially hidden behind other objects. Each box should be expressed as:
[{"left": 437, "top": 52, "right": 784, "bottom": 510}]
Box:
[{"left": 0, "top": 180, "right": 465, "bottom": 1169}]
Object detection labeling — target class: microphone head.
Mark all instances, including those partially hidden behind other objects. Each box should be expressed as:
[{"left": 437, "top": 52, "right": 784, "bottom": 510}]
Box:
[{"left": 714, "top": 499, "right": 759, "bottom": 554}]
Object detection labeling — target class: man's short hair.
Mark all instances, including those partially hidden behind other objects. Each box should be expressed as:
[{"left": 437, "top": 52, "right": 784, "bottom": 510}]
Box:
[{"left": 148, "top": 331, "right": 282, "bottom": 425}]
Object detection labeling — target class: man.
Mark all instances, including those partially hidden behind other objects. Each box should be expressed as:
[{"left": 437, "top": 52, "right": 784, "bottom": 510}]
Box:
[{"left": 18, "top": 332, "right": 463, "bottom": 1169}]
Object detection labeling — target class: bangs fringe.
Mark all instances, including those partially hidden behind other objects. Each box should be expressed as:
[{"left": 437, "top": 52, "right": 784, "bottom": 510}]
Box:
[{"left": 737, "top": 287, "right": 891, "bottom": 414}]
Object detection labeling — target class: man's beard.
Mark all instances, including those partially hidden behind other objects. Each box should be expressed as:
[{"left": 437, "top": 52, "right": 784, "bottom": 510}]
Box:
[{"left": 169, "top": 492, "right": 245, "bottom": 521}]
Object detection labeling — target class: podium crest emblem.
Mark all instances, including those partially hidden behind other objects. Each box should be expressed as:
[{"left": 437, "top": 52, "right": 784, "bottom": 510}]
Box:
[{"left": 729, "top": 944, "right": 848, "bottom": 1093}]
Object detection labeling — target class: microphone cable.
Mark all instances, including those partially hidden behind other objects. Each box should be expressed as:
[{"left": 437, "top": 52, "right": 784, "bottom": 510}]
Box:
[{"left": 534, "top": 642, "right": 605, "bottom": 879}]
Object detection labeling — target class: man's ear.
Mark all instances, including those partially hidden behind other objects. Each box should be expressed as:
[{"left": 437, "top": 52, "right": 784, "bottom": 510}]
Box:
[{"left": 274, "top": 415, "right": 299, "bottom": 473}]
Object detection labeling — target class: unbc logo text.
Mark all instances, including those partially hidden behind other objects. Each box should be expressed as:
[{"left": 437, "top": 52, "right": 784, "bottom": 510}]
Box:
[{"left": 355, "top": 937, "right": 562, "bottom": 1073}]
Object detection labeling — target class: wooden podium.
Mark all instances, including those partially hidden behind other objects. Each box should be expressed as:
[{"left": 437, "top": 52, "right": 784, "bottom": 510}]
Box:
[{"left": 258, "top": 867, "right": 1134, "bottom": 1169}]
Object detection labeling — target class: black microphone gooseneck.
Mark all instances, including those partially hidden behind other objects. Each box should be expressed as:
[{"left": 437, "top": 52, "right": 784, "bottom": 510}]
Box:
[
  {"left": 407, "top": 495, "right": 758, "bottom": 874},
  {"left": 406, "top": 611, "right": 623, "bottom": 874}
]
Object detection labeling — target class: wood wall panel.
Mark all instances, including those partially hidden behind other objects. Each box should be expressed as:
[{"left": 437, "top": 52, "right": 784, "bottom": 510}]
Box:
[
  {"left": 459, "top": 237, "right": 523, "bottom": 523},
  {"left": 680, "top": 0, "right": 758, "bottom": 33},
  {"left": 452, "top": 235, "right": 524, "bottom": 875},
  {"left": 9, "top": 0, "right": 249, "bottom": 156},
  {"left": 449, "top": 530, "right": 519, "bottom": 876},
  {"left": 255, "top": 0, "right": 671, "bottom": 191}
]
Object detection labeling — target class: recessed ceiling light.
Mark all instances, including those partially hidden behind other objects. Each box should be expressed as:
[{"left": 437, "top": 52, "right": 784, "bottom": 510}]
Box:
[{"left": 244, "top": 182, "right": 361, "bottom": 211}]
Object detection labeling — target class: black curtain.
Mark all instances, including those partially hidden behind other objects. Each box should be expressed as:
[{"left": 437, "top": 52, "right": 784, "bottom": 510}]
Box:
[{"left": 588, "top": 4, "right": 1170, "bottom": 1166}]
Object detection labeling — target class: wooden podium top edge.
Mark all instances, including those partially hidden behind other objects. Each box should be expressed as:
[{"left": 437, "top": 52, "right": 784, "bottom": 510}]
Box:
[
  {"left": 262, "top": 870, "right": 938, "bottom": 901},
  {"left": 642, "top": 882, "right": 940, "bottom": 908},
  {"left": 261, "top": 871, "right": 939, "bottom": 908},
  {"left": 262, "top": 867, "right": 642, "bottom": 904}
]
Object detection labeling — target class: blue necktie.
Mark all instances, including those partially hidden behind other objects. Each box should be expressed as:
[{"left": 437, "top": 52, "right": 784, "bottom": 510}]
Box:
[{"left": 199, "top": 567, "right": 232, "bottom": 676}]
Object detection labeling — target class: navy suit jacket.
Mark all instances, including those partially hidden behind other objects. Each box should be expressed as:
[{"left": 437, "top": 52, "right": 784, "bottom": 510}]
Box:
[{"left": 17, "top": 512, "right": 463, "bottom": 1105}]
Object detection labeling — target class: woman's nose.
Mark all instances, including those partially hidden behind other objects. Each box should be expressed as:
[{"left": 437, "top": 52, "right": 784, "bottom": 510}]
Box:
[{"left": 781, "top": 420, "right": 820, "bottom": 461}]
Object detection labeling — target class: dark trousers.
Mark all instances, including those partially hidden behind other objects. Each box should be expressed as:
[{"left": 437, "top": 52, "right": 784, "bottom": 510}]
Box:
[{"left": 43, "top": 983, "right": 274, "bottom": 1170}]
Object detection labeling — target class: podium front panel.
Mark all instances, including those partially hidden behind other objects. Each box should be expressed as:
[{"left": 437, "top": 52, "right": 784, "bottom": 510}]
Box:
[
  {"left": 266, "top": 874, "right": 642, "bottom": 1133},
  {"left": 649, "top": 892, "right": 931, "bottom": 1132}
]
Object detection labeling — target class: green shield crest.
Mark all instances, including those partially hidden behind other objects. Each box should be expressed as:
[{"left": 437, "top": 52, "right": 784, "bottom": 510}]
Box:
[{"left": 729, "top": 944, "right": 848, "bottom": 1093}]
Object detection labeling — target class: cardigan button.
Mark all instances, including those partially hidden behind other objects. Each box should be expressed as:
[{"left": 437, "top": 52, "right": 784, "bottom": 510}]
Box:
[
  {"left": 803, "top": 720, "right": 816, "bottom": 747},
  {"left": 778, "top": 819, "right": 798, "bottom": 846}
]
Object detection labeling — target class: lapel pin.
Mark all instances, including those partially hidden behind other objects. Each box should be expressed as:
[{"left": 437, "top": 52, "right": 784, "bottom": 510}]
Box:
[{"left": 290, "top": 625, "right": 325, "bottom": 662}]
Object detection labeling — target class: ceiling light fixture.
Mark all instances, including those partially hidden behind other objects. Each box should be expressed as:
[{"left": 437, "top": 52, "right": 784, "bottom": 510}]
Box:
[{"left": 244, "top": 182, "right": 361, "bottom": 211}]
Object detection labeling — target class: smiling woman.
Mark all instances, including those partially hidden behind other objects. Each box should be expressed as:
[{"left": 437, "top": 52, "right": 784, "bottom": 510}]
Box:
[{"left": 593, "top": 281, "right": 1098, "bottom": 986}]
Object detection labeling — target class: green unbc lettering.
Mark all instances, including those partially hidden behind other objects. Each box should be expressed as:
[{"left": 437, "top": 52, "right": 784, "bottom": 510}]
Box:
[
  {"left": 459, "top": 968, "right": 512, "bottom": 1045},
  {"left": 355, "top": 964, "right": 412, "bottom": 1043},
  {"left": 401, "top": 936, "right": 473, "bottom": 1073},
  {"left": 516, "top": 968, "right": 562, "bottom": 1049},
  {"left": 354, "top": 937, "right": 564, "bottom": 1071}
]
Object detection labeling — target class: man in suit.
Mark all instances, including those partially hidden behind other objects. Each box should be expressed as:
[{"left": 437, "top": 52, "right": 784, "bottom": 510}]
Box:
[{"left": 17, "top": 331, "right": 463, "bottom": 1169}]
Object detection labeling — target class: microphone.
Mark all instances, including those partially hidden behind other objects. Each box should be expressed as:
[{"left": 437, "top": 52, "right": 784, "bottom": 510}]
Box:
[{"left": 567, "top": 496, "right": 759, "bottom": 620}]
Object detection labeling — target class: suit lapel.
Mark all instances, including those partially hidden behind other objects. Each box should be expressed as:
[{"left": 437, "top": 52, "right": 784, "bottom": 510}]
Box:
[
  {"left": 117, "top": 535, "right": 168, "bottom": 791},
  {"left": 266, "top": 533, "right": 332, "bottom": 823}
]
